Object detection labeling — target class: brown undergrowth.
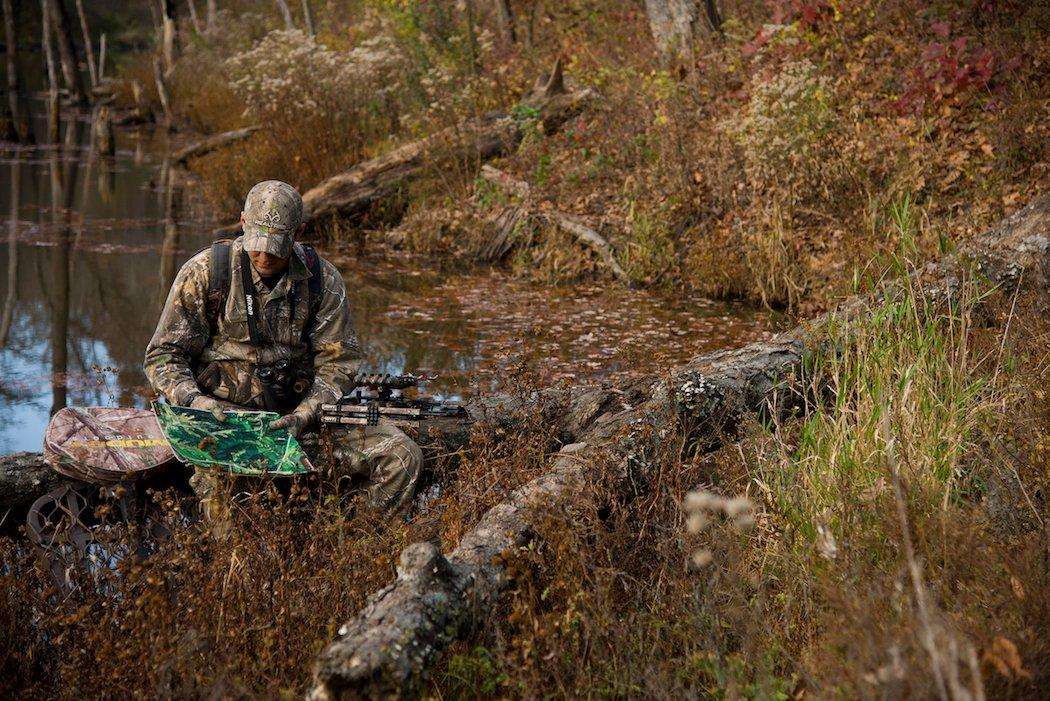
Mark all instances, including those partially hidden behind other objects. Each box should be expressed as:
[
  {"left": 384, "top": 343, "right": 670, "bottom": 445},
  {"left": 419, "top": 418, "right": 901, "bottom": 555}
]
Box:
[
  {"left": 1, "top": 237, "right": 1046, "bottom": 698},
  {"left": 0, "top": 372, "right": 563, "bottom": 699},
  {"left": 428, "top": 243, "right": 1049, "bottom": 698}
]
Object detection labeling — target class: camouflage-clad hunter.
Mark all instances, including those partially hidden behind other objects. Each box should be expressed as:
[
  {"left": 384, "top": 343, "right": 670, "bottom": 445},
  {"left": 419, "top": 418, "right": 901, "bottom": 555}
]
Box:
[{"left": 145, "top": 180, "right": 422, "bottom": 515}]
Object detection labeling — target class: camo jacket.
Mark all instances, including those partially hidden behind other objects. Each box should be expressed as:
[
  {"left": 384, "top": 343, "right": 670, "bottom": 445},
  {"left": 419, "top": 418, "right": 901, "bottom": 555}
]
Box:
[{"left": 144, "top": 236, "right": 362, "bottom": 421}]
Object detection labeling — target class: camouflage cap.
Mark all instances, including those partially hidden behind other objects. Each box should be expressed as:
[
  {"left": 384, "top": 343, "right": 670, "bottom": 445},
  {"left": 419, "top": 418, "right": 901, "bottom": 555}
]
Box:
[{"left": 241, "top": 180, "right": 303, "bottom": 258}]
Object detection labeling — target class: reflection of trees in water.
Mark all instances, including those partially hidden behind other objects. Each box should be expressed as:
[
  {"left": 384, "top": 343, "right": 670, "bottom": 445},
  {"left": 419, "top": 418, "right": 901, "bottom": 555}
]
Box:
[
  {"left": 0, "top": 118, "right": 210, "bottom": 413},
  {"left": 158, "top": 168, "right": 180, "bottom": 306},
  {"left": 48, "top": 119, "right": 80, "bottom": 415},
  {"left": 0, "top": 160, "right": 17, "bottom": 346}
]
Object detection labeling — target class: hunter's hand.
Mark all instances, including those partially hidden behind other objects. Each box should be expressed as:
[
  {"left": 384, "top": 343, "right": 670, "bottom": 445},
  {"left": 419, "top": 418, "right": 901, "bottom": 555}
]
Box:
[
  {"left": 189, "top": 395, "right": 228, "bottom": 423},
  {"left": 269, "top": 409, "right": 313, "bottom": 438}
]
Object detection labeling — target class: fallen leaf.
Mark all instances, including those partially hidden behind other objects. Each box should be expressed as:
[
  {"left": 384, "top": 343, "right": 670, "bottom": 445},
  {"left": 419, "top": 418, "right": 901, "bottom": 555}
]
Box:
[
  {"left": 1009, "top": 575, "right": 1025, "bottom": 601},
  {"left": 982, "top": 636, "right": 1032, "bottom": 680}
]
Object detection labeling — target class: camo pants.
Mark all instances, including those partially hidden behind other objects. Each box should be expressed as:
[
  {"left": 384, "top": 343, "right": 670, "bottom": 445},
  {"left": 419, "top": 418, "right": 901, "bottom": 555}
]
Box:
[{"left": 189, "top": 424, "right": 423, "bottom": 523}]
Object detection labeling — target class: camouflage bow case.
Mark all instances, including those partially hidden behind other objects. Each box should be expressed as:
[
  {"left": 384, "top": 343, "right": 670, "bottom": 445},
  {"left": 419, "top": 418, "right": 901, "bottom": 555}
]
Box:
[{"left": 44, "top": 407, "right": 178, "bottom": 483}]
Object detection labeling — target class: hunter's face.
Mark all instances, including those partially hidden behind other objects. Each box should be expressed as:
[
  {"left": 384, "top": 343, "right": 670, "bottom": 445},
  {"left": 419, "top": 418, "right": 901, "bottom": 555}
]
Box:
[{"left": 248, "top": 250, "right": 290, "bottom": 276}]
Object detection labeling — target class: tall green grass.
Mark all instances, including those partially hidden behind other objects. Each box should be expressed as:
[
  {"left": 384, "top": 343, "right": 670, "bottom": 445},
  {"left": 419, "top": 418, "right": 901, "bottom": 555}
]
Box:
[
  {"left": 764, "top": 197, "right": 1002, "bottom": 547},
  {"left": 730, "top": 198, "right": 1033, "bottom": 696}
]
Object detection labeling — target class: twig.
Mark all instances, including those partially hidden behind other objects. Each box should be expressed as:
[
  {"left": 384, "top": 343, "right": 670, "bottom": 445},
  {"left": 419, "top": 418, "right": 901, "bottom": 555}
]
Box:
[{"left": 882, "top": 412, "right": 950, "bottom": 701}]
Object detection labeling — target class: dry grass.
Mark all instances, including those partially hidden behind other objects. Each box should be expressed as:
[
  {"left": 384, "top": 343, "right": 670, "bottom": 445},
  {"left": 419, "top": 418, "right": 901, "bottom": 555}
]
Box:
[
  {"left": 0, "top": 371, "right": 564, "bottom": 699},
  {"left": 427, "top": 227, "right": 1049, "bottom": 698}
]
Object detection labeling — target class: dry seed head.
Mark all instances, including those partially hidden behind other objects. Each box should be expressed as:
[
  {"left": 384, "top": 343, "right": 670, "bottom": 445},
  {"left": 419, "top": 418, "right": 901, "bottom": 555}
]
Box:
[
  {"left": 733, "top": 514, "right": 756, "bottom": 533},
  {"left": 691, "top": 550, "right": 714, "bottom": 568},
  {"left": 723, "top": 496, "right": 754, "bottom": 519},
  {"left": 816, "top": 522, "right": 838, "bottom": 560},
  {"left": 685, "top": 513, "right": 709, "bottom": 534},
  {"left": 683, "top": 490, "right": 721, "bottom": 514}
]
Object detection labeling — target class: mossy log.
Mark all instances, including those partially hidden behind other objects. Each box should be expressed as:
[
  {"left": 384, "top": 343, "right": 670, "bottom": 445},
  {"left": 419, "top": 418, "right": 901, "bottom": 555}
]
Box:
[
  {"left": 307, "top": 195, "right": 1050, "bottom": 700},
  {"left": 0, "top": 453, "right": 66, "bottom": 521}
]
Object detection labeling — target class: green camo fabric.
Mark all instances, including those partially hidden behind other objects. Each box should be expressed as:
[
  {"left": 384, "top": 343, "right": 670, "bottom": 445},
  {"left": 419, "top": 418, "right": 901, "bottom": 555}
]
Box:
[{"left": 154, "top": 403, "right": 313, "bottom": 475}]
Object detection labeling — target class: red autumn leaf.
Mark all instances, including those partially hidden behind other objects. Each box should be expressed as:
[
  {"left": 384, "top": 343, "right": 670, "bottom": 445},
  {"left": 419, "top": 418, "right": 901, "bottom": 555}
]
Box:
[
  {"left": 741, "top": 31, "right": 770, "bottom": 58},
  {"left": 800, "top": 4, "right": 818, "bottom": 26}
]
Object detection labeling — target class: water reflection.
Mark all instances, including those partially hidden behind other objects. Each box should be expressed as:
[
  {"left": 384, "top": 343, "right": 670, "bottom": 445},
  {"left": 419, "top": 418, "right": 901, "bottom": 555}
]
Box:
[
  {"left": 0, "top": 114, "right": 202, "bottom": 453},
  {"left": 0, "top": 118, "right": 775, "bottom": 454}
]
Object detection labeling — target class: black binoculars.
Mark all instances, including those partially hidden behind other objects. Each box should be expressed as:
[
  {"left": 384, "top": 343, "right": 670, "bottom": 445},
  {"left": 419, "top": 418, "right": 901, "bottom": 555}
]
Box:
[{"left": 256, "top": 359, "right": 313, "bottom": 412}]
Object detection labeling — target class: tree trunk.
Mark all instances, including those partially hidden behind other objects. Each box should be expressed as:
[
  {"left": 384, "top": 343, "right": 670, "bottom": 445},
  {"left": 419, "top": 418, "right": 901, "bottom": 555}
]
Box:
[
  {"left": 186, "top": 0, "right": 202, "bottom": 35},
  {"left": 159, "top": 0, "right": 177, "bottom": 74},
  {"left": 206, "top": 0, "right": 216, "bottom": 31},
  {"left": 73, "top": 0, "right": 97, "bottom": 89},
  {"left": 493, "top": 0, "right": 515, "bottom": 45},
  {"left": 703, "top": 0, "right": 723, "bottom": 35},
  {"left": 274, "top": 0, "right": 294, "bottom": 29},
  {"left": 2, "top": 0, "right": 32, "bottom": 141},
  {"left": 40, "top": 0, "right": 60, "bottom": 143},
  {"left": 301, "top": 0, "right": 314, "bottom": 36},
  {"left": 276, "top": 60, "right": 596, "bottom": 231},
  {"left": 45, "top": 0, "right": 83, "bottom": 104},
  {"left": 98, "top": 32, "right": 106, "bottom": 80},
  {"left": 0, "top": 161, "right": 18, "bottom": 347},
  {"left": 48, "top": 140, "right": 76, "bottom": 418},
  {"left": 464, "top": 0, "right": 480, "bottom": 77},
  {"left": 159, "top": 174, "right": 181, "bottom": 305},
  {"left": 92, "top": 104, "right": 113, "bottom": 157},
  {"left": 643, "top": 0, "right": 722, "bottom": 65},
  {"left": 153, "top": 56, "right": 173, "bottom": 129},
  {"left": 523, "top": 0, "right": 537, "bottom": 50},
  {"left": 307, "top": 194, "right": 1050, "bottom": 699}
]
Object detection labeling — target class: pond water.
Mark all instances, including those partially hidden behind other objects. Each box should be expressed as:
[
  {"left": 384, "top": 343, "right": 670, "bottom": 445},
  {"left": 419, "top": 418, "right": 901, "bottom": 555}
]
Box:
[{"left": 0, "top": 115, "right": 775, "bottom": 454}]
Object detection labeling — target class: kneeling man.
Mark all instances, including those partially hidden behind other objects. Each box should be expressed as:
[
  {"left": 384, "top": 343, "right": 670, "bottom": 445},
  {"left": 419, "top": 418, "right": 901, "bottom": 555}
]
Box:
[{"left": 144, "top": 180, "right": 421, "bottom": 516}]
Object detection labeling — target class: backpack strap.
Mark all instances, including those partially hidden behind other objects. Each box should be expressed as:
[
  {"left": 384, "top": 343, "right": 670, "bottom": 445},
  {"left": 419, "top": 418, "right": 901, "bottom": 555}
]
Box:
[
  {"left": 300, "top": 243, "right": 323, "bottom": 335},
  {"left": 205, "top": 240, "right": 232, "bottom": 335}
]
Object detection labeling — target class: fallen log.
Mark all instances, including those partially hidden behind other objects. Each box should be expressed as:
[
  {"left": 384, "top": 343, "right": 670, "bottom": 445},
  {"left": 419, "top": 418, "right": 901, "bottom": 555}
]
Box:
[
  {"left": 302, "top": 59, "right": 594, "bottom": 226},
  {"left": 0, "top": 453, "right": 65, "bottom": 522},
  {"left": 308, "top": 195, "right": 1050, "bottom": 699},
  {"left": 213, "top": 59, "right": 597, "bottom": 235},
  {"left": 173, "top": 126, "right": 260, "bottom": 164},
  {"left": 477, "top": 165, "right": 631, "bottom": 284}
]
